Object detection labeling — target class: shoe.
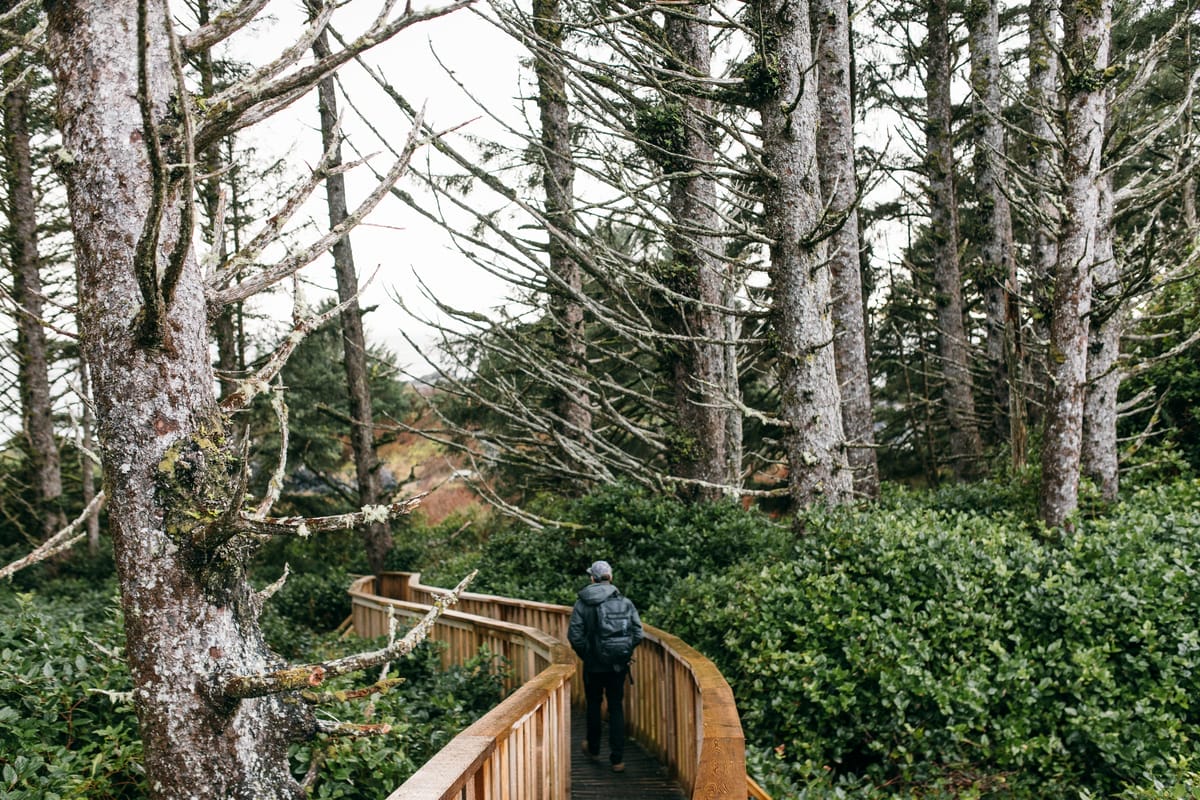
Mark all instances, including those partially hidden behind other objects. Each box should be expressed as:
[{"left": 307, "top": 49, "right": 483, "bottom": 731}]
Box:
[
  {"left": 611, "top": 762, "right": 625, "bottom": 773},
  {"left": 580, "top": 741, "right": 598, "bottom": 759}
]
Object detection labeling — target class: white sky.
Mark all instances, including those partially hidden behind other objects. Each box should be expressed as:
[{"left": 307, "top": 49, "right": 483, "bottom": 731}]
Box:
[{"left": 228, "top": 1, "right": 530, "bottom": 374}]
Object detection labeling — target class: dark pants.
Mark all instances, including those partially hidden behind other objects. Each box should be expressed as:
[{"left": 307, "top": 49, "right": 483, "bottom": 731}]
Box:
[{"left": 583, "top": 668, "right": 627, "bottom": 764}]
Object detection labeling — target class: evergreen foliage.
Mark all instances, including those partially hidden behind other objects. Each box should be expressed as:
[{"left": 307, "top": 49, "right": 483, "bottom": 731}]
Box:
[{"left": 448, "top": 480, "right": 1200, "bottom": 797}]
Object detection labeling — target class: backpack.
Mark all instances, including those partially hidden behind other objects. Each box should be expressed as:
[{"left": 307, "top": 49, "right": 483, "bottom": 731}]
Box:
[{"left": 593, "top": 593, "right": 637, "bottom": 667}]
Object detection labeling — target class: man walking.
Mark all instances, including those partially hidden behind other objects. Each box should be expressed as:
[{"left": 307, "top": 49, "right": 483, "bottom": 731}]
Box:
[{"left": 568, "top": 560, "right": 643, "bottom": 773}]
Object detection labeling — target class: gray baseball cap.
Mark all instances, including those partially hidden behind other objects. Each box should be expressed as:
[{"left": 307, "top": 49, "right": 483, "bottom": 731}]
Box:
[{"left": 587, "top": 560, "right": 613, "bottom": 580}]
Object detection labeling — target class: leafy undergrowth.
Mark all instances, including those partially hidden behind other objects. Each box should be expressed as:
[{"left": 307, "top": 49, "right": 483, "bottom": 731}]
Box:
[
  {"left": 0, "top": 581, "right": 509, "bottom": 800},
  {"left": 447, "top": 479, "right": 1200, "bottom": 798}
]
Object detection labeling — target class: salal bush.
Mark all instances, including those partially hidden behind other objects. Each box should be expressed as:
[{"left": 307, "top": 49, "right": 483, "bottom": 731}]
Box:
[
  {"left": 657, "top": 480, "right": 1200, "bottom": 797},
  {"left": 0, "top": 586, "right": 143, "bottom": 799}
]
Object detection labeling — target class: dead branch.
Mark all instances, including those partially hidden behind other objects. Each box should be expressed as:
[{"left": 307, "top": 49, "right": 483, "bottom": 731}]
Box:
[
  {"left": 0, "top": 491, "right": 107, "bottom": 581},
  {"left": 224, "top": 570, "right": 476, "bottom": 700},
  {"left": 181, "top": 0, "right": 271, "bottom": 54},
  {"left": 233, "top": 495, "right": 424, "bottom": 540}
]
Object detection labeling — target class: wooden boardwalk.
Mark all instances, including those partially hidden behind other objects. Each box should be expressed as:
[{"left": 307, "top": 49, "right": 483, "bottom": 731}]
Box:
[{"left": 570, "top": 704, "right": 686, "bottom": 800}]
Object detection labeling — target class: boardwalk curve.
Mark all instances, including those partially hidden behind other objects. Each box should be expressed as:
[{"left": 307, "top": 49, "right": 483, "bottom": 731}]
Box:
[{"left": 348, "top": 572, "right": 770, "bottom": 800}]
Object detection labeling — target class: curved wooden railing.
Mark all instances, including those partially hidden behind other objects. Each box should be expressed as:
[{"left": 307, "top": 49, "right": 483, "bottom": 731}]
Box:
[
  {"left": 349, "top": 575, "right": 575, "bottom": 800},
  {"left": 350, "top": 572, "right": 766, "bottom": 800}
]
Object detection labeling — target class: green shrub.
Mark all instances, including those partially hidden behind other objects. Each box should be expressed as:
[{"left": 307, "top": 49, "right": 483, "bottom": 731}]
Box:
[
  {"left": 0, "top": 585, "right": 144, "bottom": 799},
  {"left": 461, "top": 482, "right": 786, "bottom": 606},
  {"left": 657, "top": 479, "right": 1200, "bottom": 796}
]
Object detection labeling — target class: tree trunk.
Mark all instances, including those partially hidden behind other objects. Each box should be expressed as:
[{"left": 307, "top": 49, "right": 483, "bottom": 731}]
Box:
[
  {"left": 664, "top": 4, "right": 741, "bottom": 498},
  {"left": 1082, "top": 173, "right": 1120, "bottom": 501},
  {"left": 1026, "top": 0, "right": 1060, "bottom": 434},
  {"left": 312, "top": 23, "right": 390, "bottom": 575},
  {"left": 3, "top": 35, "right": 66, "bottom": 542},
  {"left": 194, "top": 0, "right": 241, "bottom": 401},
  {"left": 755, "top": 0, "right": 852, "bottom": 507},
  {"left": 925, "top": 0, "right": 985, "bottom": 481},
  {"left": 815, "top": 0, "right": 879, "bottom": 498},
  {"left": 969, "top": 0, "right": 1024, "bottom": 467},
  {"left": 532, "top": 0, "right": 594, "bottom": 476},
  {"left": 1038, "top": 0, "right": 1111, "bottom": 528},
  {"left": 45, "top": 3, "right": 311, "bottom": 796}
]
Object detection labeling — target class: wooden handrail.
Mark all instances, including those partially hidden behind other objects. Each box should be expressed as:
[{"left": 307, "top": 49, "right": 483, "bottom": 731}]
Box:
[
  {"left": 351, "top": 571, "right": 758, "bottom": 800},
  {"left": 348, "top": 576, "right": 575, "bottom": 800}
]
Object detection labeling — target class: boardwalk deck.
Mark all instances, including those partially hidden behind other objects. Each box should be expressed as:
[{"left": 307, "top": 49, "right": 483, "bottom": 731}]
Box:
[{"left": 570, "top": 704, "right": 686, "bottom": 800}]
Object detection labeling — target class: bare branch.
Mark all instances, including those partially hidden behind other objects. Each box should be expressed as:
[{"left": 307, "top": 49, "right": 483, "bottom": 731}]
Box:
[
  {"left": 0, "top": 492, "right": 107, "bottom": 581},
  {"left": 224, "top": 570, "right": 476, "bottom": 700},
  {"left": 233, "top": 495, "right": 425, "bottom": 540},
  {"left": 208, "top": 114, "right": 425, "bottom": 307},
  {"left": 180, "top": 0, "right": 271, "bottom": 54}
]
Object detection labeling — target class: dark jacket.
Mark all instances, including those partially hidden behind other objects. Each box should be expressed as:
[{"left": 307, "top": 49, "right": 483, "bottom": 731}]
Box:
[{"left": 567, "top": 581, "right": 644, "bottom": 672}]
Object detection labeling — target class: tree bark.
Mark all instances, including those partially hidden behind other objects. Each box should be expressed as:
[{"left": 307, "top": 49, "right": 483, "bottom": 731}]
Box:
[
  {"left": 1082, "top": 173, "right": 1120, "bottom": 501},
  {"left": 664, "top": 3, "right": 741, "bottom": 498},
  {"left": 45, "top": 3, "right": 311, "bottom": 796},
  {"left": 925, "top": 0, "right": 985, "bottom": 481},
  {"left": 1026, "top": 0, "right": 1060, "bottom": 434},
  {"left": 815, "top": 0, "right": 878, "bottom": 498},
  {"left": 312, "top": 22, "right": 390, "bottom": 575},
  {"left": 755, "top": 0, "right": 853, "bottom": 507},
  {"left": 3, "top": 26, "right": 66, "bottom": 542},
  {"left": 968, "top": 0, "right": 1023, "bottom": 467},
  {"left": 1038, "top": 0, "right": 1111, "bottom": 528},
  {"left": 532, "top": 0, "right": 594, "bottom": 477}
]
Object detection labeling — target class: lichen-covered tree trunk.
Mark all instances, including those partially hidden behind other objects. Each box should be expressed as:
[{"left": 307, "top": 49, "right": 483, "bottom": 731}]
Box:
[
  {"left": 814, "top": 0, "right": 878, "bottom": 498},
  {"left": 664, "top": 5, "right": 741, "bottom": 498},
  {"left": 1026, "top": 0, "right": 1060, "bottom": 435},
  {"left": 3, "top": 31, "right": 66, "bottom": 541},
  {"left": 1039, "top": 0, "right": 1111, "bottom": 528},
  {"left": 755, "top": 0, "right": 852, "bottom": 507},
  {"left": 925, "top": 0, "right": 985, "bottom": 481},
  {"left": 1083, "top": 173, "right": 1120, "bottom": 502},
  {"left": 533, "top": 0, "right": 594, "bottom": 470},
  {"left": 45, "top": 3, "right": 311, "bottom": 797},
  {"left": 969, "top": 0, "right": 1023, "bottom": 466},
  {"left": 312, "top": 24, "right": 390, "bottom": 575}
]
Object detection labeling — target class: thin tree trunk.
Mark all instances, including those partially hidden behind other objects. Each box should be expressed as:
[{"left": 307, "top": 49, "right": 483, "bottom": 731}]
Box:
[
  {"left": 1026, "top": 0, "right": 1060, "bottom": 433},
  {"left": 1082, "top": 173, "right": 1119, "bottom": 501},
  {"left": 195, "top": 0, "right": 241, "bottom": 400},
  {"left": 925, "top": 0, "right": 985, "bottom": 481},
  {"left": 755, "top": 0, "right": 852, "bottom": 507},
  {"left": 664, "top": 4, "right": 740, "bottom": 498},
  {"left": 969, "top": 0, "right": 1023, "bottom": 466},
  {"left": 312, "top": 22, "right": 390, "bottom": 575},
  {"left": 815, "top": 0, "right": 879, "bottom": 498},
  {"left": 79, "top": 357, "right": 100, "bottom": 555},
  {"left": 1039, "top": 0, "right": 1111, "bottom": 527},
  {"left": 3, "top": 34, "right": 66, "bottom": 541},
  {"left": 532, "top": 0, "right": 594, "bottom": 475},
  {"left": 45, "top": 3, "right": 311, "bottom": 795}
]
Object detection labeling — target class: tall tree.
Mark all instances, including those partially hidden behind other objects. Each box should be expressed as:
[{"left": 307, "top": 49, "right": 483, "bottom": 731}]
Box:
[
  {"left": 1082, "top": 173, "right": 1119, "bottom": 500},
  {"left": 41, "top": 1, "right": 467, "bottom": 796},
  {"left": 531, "top": 0, "right": 594, "bottom": 481},
  {"left": 968, "top": 0, "right": 1023, "bottom": 466},
  {"left": 924, "top": 0, "right": 985, "bottom": 480},
  {"left": 1039, "top": 0, "right": 1112, "bottom": 527},
  {"left": 662, "top": 2, "right": 742, "bottom": 498},
  {"left": 753, "top": 0, "right": 853, "bottom": 507},
  {"left": 1024, "top": 0, "right": 1060, "bottom": 434},
  {"left": 311, "top": 12, "right": 390, "bottom": 577},
  {"left": 814, "top": 0, "right": 879, "bottom": 498},
  {"left": 2, "top": 0, "right": 65, "bottom": 541}
]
